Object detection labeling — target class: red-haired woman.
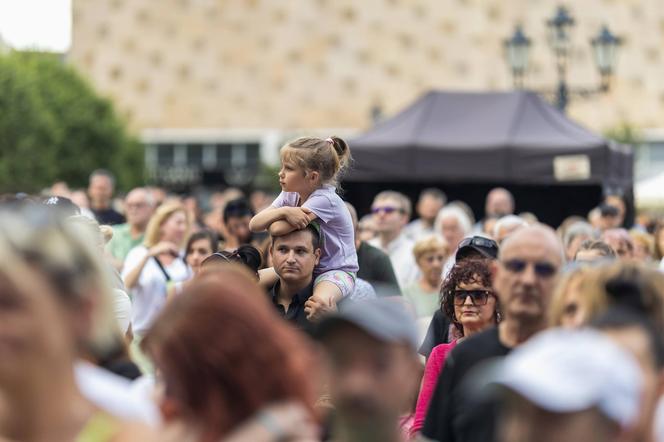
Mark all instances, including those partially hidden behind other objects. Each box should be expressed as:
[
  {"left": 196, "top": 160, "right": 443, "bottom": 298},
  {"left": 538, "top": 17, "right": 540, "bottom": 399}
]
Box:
[{"left": 142, "top": 266, "right": 319, "bottom": 442}]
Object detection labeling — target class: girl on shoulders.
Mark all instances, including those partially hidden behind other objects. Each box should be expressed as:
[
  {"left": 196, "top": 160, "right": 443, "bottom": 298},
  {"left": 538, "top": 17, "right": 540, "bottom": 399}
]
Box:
[{"left": 249, "top": 136, "right": 358, "bottom": 319}]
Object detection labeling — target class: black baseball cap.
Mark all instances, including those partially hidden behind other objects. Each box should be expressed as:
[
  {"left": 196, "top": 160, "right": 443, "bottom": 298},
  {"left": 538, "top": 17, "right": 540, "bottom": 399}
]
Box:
[{"left": 455, "top": 236, "right": 499, "bottom": 261}]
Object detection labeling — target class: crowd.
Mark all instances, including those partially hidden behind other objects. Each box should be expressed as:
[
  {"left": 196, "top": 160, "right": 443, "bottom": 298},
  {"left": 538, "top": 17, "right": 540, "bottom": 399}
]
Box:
[{"left": 1, "top": 135, "right": 664, "bottom": 442}]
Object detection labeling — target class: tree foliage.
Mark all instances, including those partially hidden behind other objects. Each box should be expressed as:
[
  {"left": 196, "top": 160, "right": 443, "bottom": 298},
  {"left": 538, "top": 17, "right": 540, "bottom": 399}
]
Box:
[
  {"left": 604, "top": 122, "right": 642, "bottom": 147},
  {"left": 0, "top": 51, "right": 142, "bottom": 193}
]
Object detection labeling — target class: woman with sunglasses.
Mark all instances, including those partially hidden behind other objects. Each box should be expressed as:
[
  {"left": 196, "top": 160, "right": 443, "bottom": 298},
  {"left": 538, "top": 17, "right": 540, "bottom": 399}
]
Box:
[{"left": 410, "top": 258, "right": 499, "bottom": 437}]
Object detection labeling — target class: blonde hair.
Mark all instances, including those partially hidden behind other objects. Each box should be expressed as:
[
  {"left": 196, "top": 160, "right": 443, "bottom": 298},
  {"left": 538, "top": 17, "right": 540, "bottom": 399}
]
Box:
[
  {"left": 629, "top": 229, "right": 654, "bottom": 259},
  {"left": 548, "top": 266, "right": 607, "bottom": 327},
  {"left": 280, "top": 136, "right": 351, "bottom": 187},
  {"left": 143, "top": 202, "right": 190, "bottom": 248},
  {"left": 412, "top": 236, "right": 448, "bottom": 262},
  {"left": 0, "top": 207, "right": 119, "bottom": 355}
]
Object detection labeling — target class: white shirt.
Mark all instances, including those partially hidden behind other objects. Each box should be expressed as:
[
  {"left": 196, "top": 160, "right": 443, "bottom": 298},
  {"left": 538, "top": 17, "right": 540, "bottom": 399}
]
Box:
[
  {"left": 75, "top": 361, "right": 159, "bottom": 425},
  {"left": 112, "top": 289, "right": 132, "bottom": 334},
  {"left": 403, "top": 219, "right": 436, "bottom": 242},
  {"left": 122, "top": 245, "right": 191, "bottom": 336},
  {"left": 369, "top": 233, "right": 420, "bottom": 290}
]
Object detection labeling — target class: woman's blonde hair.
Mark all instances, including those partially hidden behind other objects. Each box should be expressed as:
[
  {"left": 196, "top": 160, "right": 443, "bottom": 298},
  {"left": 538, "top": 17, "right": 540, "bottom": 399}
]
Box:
[
  {"left": 548, "top": 265, "right": 607, "bottom": 327},
  {"left": 412, "top": 236, "right": 448, "bottom": 263},
  {"left": 0, "top": 207, "right": 119, "bottom": 355},
  {"left": 280, "top": 136, "right": 351, "bottom": 188},
  {"left": 629, "top": 229, "right": 654, "bottom": 259},
  {"left": 143, "top": 202, "right": 190, "bottom": 248}
]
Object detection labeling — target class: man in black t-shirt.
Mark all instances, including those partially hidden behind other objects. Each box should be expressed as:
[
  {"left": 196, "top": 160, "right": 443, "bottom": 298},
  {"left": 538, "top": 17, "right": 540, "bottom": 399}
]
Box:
[
  {"left": 421, "top": 225, "right": 564, "bottom": 442},
  {"left": 345, "top": 202, "right": 400, "bottom": 296},
  {"left": 268, "top": 225, "right": 320, "bottom": 329},
  {"left": 88, "top": 169, "right": 125, "bottom": 225}
]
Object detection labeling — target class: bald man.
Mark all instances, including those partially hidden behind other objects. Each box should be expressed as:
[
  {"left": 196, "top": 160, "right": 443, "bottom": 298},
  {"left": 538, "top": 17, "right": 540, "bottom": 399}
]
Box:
[{"left": 422, "top": 225, "right": 564, "bottom": 442}]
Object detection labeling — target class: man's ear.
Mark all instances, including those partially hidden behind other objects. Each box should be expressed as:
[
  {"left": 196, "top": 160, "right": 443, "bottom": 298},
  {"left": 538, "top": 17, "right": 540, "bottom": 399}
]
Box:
[{"left": 314, "top": 248, "right": 321, "bottom": 265}]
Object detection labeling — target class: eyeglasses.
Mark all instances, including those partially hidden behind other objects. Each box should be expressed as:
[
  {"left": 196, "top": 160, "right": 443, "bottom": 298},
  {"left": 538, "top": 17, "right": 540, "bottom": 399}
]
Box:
[
  {"left": 502, "top": 259, "right": 558, "bottom": 278},
  {"left": 371, "top": 206, "right": 403, "bottom": 215},
  {"left": 458, "top": 236, "right": 498, "bottom": 251},
  {"left": 126, "top": 202, "right": 149, "bottom": 210},
  {"left": 453, "top": 289, "right": 494, "bottom": 306}
]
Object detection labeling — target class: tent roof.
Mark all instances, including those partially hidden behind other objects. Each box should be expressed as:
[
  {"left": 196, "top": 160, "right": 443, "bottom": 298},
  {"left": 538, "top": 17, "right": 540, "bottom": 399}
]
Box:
[
  {"left": 353, "top": 90, "right": 605, "bottom": 150},
  {"left": 349, "top": 90, "right": 631, "bottom": 186}
]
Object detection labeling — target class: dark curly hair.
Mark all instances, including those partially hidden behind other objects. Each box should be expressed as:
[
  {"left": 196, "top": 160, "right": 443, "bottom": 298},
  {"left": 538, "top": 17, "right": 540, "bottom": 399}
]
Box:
[{"left": 441, "top": 258, "right": 497, "bottom": 336}]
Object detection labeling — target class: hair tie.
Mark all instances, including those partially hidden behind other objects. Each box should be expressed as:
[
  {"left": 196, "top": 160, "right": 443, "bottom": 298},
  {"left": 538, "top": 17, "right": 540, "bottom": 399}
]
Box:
[{"left": 325, "top": 137, "right": 334, "bottom": 146}]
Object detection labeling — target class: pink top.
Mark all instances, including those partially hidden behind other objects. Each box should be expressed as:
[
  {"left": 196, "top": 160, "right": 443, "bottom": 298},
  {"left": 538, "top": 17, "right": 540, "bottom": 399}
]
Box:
[{"left": 410, "top": 340, "right": 458, "bottom": 438}]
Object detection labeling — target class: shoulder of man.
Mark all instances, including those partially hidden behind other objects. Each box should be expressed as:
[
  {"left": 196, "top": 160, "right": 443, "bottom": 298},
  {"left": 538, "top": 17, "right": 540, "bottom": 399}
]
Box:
[
  {"left": 111, "top": 223, "right": 131, "bottom": 235},
  {"left": 360, "top": 240, "right": 389, "bottom": 258},
  {"left": 447, "top": 327, "right": 502, "bottom": 371}
]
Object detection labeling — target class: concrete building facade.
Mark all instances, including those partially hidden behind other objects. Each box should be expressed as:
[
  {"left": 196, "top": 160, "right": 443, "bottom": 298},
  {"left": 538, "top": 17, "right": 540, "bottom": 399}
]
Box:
[{"left": 68, "top": 0, "right": 664, "bottom": 184}]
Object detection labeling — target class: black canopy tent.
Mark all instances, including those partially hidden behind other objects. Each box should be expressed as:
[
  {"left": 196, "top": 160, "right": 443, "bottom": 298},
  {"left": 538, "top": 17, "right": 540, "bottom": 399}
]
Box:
[{"left": 344, "top": 90, "right": 633, "bottom": 227}]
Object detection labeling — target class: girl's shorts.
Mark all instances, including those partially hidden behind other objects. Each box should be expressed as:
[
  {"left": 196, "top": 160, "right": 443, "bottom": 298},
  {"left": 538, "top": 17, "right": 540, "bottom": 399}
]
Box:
[{"left": 314, "top": 270, "right": 356, "bottom": 298}]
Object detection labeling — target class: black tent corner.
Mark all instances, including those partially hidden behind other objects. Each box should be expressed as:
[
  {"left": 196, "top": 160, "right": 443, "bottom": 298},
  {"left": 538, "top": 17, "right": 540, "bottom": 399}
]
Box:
[{"left": 344, "top": 90, "right": 633, "bottom": 227}]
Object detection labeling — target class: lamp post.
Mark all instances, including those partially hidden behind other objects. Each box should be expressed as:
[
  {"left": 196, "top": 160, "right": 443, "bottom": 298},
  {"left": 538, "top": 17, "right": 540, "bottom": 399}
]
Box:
[{"left": 504, "top": 6, "right": 622, "bottom": 112}]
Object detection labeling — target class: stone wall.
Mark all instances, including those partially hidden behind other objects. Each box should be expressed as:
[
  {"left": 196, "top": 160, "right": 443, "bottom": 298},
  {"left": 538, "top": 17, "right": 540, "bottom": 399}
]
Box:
[{"left": 69, "top": 0, "right": 664, "bottom": 132}]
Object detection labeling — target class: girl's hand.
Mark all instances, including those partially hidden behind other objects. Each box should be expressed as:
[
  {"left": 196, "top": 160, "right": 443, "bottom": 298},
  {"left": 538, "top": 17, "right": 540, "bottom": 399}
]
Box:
[
  {"left": 282, "top": 207, "right": 313, "bottom": 230},
  {"left": 304, "top": 295, "right": 337, "bottom": 322}
]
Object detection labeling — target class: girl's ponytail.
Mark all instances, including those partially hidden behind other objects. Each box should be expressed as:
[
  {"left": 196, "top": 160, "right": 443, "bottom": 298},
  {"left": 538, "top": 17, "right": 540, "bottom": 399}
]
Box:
[{"left": 328, "top": 136, "right": 351, "bottom": 171}]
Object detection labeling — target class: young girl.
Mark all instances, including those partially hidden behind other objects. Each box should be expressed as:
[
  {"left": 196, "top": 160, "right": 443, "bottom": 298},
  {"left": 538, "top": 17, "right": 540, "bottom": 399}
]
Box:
[{"left": 250, "top": 136, "right": 358, "bottom": 317}]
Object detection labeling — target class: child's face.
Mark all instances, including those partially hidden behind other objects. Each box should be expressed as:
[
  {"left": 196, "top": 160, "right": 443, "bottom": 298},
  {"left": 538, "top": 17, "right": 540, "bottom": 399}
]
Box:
[{"left": 278, "top": 159, "right": 310, "bottom": 195}]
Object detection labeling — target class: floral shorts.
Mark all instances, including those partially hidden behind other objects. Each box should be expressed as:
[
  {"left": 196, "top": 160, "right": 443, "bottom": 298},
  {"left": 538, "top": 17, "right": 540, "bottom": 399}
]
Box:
[{"left": 314, "top": 270, "right": 356, "bottom": 298}]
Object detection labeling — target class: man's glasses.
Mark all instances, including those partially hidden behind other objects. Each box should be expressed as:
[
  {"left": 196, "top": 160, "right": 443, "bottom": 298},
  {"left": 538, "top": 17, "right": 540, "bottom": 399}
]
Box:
[
  {"left": 453, "top": 289, "right": 494, "bottom": 306},
  {"left": 502, "top": 259, "right": 558, "bottom": 278},
  {"left": 371, "top": 206, "right": 403, "bottom": 215}
]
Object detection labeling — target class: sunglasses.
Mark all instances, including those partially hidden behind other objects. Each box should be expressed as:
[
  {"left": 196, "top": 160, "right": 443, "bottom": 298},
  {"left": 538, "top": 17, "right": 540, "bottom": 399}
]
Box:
[
  {"left": 458, "top": 236, "right": 498, "bottom": 251},
  {"left": 453, "top": 289, "right": 494, "bottom": 306},
  {"left": 502, "top": 259, "right": 558, "bottom": 278},
  {"left": 371, "top": 206, "right": 404, "bottom": 215}
]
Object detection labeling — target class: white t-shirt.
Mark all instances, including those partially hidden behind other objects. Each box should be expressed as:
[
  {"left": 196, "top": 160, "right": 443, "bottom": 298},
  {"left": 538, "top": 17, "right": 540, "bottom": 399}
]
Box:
[
  {"left": 75, "top": 361, "right": 159, "bottom": 425},
  {"left": 122, "top": 245, "right": 191, "bottom": 336},
  {"left": 112, "top": 289, "right": 132, "bottom": 334}
]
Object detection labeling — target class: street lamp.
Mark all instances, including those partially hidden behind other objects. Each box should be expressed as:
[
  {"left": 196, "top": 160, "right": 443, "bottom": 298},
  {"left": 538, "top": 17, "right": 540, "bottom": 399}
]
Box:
[
  {"left": 503, "top": 26, "right": 531, "bottom": 88},
  {"left": 504, "top": 6, "right": 621, "bottom": 112},
  {"left": 592, "top": 25, "right": 622, "bottom": 91}
]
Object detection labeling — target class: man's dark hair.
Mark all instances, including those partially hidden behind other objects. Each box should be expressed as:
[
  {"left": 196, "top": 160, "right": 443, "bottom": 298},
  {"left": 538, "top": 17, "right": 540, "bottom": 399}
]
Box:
[
  {"left": 223, "top": 198, "right": 254, "bottom": 224},
  {"left": 89, "top": 169, "right": 116, "bottom": 187},
  {"left": 420, "top": 188, "right": 447, "bottom": 205},
  {"left": 271, "top": 223, "right": 321, "bottom": 251},
  {"left": 202, "top": 245, "right": 262, "bottom": 276}
]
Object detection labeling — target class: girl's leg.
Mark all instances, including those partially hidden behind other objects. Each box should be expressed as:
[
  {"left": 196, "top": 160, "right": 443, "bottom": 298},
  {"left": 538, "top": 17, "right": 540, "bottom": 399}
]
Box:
[
  {"left": 305, "top": 272, "right": 355, "bottom": 321},
  {"left": 305, "top": 282, "right": 342, "bottom": 321}
]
